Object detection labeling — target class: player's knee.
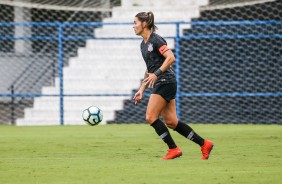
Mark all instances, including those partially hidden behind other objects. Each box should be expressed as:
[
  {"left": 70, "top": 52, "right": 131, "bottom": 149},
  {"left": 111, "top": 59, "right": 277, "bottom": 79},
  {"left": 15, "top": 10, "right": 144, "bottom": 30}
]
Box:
[
  {"left": 163, "top": 118, "right": 178, "bottom": 129},
  {"left": 146, "top": 114, "right": 158, "bottom": 124},
  {"left": 165, "top": 121, "right": 177, "bottom": 129}
]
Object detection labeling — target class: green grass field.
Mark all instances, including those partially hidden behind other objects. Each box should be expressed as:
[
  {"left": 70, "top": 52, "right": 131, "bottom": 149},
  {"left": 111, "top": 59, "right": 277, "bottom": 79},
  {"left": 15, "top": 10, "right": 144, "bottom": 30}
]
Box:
[{"left": 0, "top": 124, "right": 281, "bottom": 184}]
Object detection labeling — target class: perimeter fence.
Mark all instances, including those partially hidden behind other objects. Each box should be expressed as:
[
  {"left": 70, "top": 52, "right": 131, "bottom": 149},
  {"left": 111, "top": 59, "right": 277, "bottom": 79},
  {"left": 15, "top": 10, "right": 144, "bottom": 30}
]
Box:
[{"left": 0, "top": 20, "right": 281, "bottom": 125}]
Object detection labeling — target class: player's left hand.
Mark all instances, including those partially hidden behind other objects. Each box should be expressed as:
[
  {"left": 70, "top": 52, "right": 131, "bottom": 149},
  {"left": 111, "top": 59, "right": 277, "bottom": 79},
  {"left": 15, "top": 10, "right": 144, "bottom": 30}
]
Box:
[{"left": 143, "top": 72, "right": 157, "bottom": 88}]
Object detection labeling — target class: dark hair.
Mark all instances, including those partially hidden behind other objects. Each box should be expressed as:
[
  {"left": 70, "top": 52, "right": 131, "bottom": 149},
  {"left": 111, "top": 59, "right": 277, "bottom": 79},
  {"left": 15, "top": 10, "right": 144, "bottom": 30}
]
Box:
[{"left": 135, "top": 11, "right": 158, "bottom": 32}]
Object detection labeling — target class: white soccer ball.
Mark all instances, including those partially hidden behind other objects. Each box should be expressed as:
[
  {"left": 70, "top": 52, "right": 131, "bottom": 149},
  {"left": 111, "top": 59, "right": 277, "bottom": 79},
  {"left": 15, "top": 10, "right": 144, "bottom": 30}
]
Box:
[{"left": 82, "top": 106, "right": 103, "bottom": 126}]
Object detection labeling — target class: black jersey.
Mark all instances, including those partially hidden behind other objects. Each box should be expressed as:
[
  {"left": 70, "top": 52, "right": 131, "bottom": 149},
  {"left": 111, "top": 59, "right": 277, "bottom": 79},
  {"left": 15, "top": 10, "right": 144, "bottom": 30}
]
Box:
[{"left": 140, "top": 32, "right": 176, "bottom": 87}]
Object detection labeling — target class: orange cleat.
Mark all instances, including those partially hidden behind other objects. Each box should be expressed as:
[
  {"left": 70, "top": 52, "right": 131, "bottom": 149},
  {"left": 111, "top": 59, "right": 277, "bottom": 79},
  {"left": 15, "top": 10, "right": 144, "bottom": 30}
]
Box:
[
  {"left": 161, "top": 147, "right": 182, "bottom": 160},
  {"left": 201, "top": 140, "right": 214, "bottom": 160}
]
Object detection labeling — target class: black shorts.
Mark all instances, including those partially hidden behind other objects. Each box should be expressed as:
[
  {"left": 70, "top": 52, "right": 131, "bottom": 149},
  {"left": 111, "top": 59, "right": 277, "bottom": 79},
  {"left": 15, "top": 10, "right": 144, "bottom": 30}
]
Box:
[{"left": 151, "top": 82, "right": 177, "bottom": 102}]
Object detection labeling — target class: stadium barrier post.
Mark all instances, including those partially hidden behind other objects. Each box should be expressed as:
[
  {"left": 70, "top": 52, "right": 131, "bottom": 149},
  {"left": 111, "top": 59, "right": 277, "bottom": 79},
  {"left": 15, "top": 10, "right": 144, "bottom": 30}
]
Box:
[
  {"left": 58, "top": 23, "right": 64, "bottom": 125},
  {"left": 175, "top": 22, "right": 181, "bottom": 120},
  {"left": 10, "top": 85, "right": 15, "bottom": 125}
]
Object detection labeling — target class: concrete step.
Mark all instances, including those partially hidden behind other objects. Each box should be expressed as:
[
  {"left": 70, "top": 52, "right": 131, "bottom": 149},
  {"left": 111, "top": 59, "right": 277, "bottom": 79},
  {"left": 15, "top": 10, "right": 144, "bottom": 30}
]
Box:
[
  {"left": 85, "top": 42, "right": 142, "bottom": 51},
  {"left": 73, "top": 54, "right": 142, "bottom": 60},
  {"left": 78, "top": 46, "right": 140, "bottom": 55},
  {"left": 60, "top": 76, "right": 144, "bottom": 84},
  {"left": 85, "top": 43, "right": 140, "bottom": 50},
  {"left": 78, "top": 44, "right": 140, "bottom": 49},
  {"left": 42, "top": 87, "right": 136, "bottom": 94},
  {"left": 69, "top": 56, "right": 142, "bottom": 62},
  {"left": 111, "top": 6, "right": 201, "bottom": 21},
  {"left": 86, "top": 39, "right": 142, "bottom": 47},
  {"left": 62, "top": 70, "right": 145, "bottom": 80},
  {"left": 53, "top": 81, "right": 140, "bottom": 91},
  {"left": 17, "top": 119, "right": 109, "bottom": 126},
  {"left": 33, "top": 96, "right": 129, "bottom": 110},
  {"left": 19, "top": 105, "right": 119, "bottom": 125},
  {"left": 63, "top": 65, "right": 145, "bottom": 72},
  {"left": 95, "top": 24, "right": 178, "bottom": 37},
  {"left": 68, "top": 61, "right": 145, "bottom": 69},
  {"left": 78, "top": 49, "right": 140, "bottom": 55},
  {"left": 56, "top": 73, "right": 144, "bottom": 81},
  {"left": 56, "top": 74, "right": 144, "bottom": 81},
  {"left": 17, "top": 111, "right": 113, "bottom": 126},
  {"left": 120, "top": 0, "right": 208, "bottom": 7},
  {"left": 23, "top": 108, "right": 116, "bottom": 120}
]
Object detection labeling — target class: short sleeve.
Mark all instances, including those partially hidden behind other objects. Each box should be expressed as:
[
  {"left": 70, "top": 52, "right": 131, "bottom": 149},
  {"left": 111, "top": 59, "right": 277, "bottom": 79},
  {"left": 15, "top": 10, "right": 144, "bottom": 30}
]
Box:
[{"left": 153, "top": 34, "right": 170, "bottom": 55}]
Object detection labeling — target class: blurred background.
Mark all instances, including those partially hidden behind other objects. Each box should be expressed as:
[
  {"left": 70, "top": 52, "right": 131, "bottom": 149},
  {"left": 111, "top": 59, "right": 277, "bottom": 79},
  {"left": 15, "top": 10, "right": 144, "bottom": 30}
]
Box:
[{"left": 0, "top": 0, "right": 281, "bottom": 126}]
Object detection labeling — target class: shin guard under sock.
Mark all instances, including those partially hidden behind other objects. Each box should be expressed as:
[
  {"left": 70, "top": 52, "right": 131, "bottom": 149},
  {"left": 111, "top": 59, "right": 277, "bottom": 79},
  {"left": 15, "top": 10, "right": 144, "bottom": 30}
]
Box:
[
  {"left": 151, "top": 119, "right": 177, "bottom": 149},
  {"left": 174, "top": 121, "right": 204, "bottom": 146}
]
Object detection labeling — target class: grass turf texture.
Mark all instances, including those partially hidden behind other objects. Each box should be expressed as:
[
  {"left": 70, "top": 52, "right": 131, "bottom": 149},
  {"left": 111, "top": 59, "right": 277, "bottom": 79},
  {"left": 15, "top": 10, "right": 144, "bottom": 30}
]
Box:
[{"left": 0, "top": 124, "right": 281, "bottom": 184}]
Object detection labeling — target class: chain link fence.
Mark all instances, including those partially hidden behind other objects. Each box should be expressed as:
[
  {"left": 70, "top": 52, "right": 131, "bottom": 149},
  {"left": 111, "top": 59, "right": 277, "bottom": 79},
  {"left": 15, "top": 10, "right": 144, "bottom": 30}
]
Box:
[{"left": 0, "top": 0, "right": 281, "bottom": 125}]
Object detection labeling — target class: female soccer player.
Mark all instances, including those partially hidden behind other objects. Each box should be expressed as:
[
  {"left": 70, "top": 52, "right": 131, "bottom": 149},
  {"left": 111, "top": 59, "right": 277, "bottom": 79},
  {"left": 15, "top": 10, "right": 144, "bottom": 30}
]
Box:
[{"left": 133, "top": 11, "right": 214, "bottom": 160}]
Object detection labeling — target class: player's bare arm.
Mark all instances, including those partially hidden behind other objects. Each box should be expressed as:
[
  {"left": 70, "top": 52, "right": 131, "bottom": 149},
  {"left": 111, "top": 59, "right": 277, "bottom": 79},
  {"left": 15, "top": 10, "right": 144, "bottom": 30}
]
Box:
[
  {"left": 159, "top": 49, "right": 175, "bottom": 72},
  {"left": 133, "top": 70, "right": 149, "bottom": 104},
  {"left": 140, "top": 70, "right": 149, "bottom": 92}
]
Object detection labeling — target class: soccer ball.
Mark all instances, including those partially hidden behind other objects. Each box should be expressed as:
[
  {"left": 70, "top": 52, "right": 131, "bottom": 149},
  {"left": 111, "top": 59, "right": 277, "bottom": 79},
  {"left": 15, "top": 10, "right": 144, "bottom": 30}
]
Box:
[{"left": 82, "top": 106, "right": 103, "bottom": 126}]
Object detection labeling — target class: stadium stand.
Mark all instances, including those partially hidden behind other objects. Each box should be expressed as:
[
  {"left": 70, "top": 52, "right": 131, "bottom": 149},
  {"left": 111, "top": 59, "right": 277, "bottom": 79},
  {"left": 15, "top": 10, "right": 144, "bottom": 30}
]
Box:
[
  {"left": 12, "top": 0, "right": 208, "bottom": 125},
  {"left": 0, "top": 8, "right": 104, "bottom": 125},
  {"left": 1, "top": 0, "right": 281, "bottom": 125},
  {"left": 109, "top": 0, "right": 282, "bottom": 124}
]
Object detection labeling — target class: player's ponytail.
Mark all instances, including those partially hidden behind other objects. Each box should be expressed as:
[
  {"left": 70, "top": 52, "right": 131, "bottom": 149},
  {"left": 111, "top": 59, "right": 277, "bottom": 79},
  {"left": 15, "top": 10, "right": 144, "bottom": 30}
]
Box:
[
  {"left": 146, "top": 12, "right": 157, "bottom": 32},
  {"left": 135, "top": 11, "right": 158, "bottom": 32}
]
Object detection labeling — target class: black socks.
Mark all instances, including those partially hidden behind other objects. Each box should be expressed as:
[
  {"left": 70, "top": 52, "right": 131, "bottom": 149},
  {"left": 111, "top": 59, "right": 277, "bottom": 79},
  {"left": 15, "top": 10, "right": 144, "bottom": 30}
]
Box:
[
  {"left": 174, "top": 121, "right": 204, "bottom": 146},
  {"left": 151, "top": 119, "right": 177, "bottom": 149},
  {"left": 151, "top": 119, "right": 205, "bottom": 148}
]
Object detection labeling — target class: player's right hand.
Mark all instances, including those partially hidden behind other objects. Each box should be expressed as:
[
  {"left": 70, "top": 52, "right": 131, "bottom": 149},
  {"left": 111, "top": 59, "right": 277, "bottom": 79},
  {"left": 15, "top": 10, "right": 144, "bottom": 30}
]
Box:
[{"left": 133, "top": 90, "right": 143, "bottom": 105}]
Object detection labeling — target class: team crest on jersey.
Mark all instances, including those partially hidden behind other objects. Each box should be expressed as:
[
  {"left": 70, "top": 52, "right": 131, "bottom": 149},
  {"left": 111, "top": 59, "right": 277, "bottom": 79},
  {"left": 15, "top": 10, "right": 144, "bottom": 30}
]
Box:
[{"left": 148, "top": 43, "right": 153, "bottom": 52}]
